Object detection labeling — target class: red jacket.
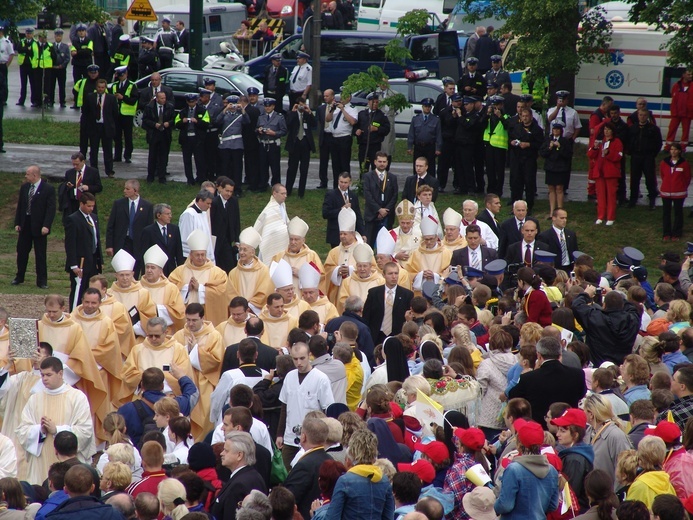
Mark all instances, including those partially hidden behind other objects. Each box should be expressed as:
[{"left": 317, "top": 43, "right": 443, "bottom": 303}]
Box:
[
  {"left": 671, "top": 80, "right": 693, "bottom": 118},
  {"left": 587, "top": 138, "right": 623, "bottom": 179},
  {"left": 523, "top": 288, "right": 553, "bottom": 327},
  {"left": 660, "top": 157, "right": 691, "bottom": 199}
]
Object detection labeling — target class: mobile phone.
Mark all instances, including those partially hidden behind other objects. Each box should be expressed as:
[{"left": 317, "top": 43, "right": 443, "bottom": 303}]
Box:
[
  {"left": 163, "top": 364, "right": 170, "bottom": 372},
  {"left": 570, "top": 271, "right": 576, "bottom": 280}
]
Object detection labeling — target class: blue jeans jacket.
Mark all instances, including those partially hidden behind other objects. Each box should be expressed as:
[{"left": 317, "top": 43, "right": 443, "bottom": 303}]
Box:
[
  {"left": 328, "top": 470, "right": 395, "bottom": 519},
  {"left": 494, "top": 456, "right": 559, "bottom": 520}
]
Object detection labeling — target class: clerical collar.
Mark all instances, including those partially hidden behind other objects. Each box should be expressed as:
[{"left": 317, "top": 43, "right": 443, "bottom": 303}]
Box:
[
  {"left": 44, "top": 383, "right": 70, "bottom": 395},
  {"left": 192, "top": 204, "right": 203, "bottom": 213},
  {"left": 242, "top": 261, "right": 254, "bottom": 268},
  {"left": 55, "top": 314, "right": 65, "bottom": 323}
]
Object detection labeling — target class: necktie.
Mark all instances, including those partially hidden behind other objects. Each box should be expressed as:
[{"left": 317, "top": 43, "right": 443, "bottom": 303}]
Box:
[
  {"left": 524, "top": 244, "right": 532, "bottom": 265},
  {"left": 424, "top": 114, "right": 428, "bottom": 122},
  {"left": 561, "top": 108, "right": 566, "bottom": 124},
  {"left": 333, "top": 109, "right": 342, "bottom": 129},
  {"left": 343, "top": 191, "right": 349, "bottom": 204},
  {"left": 471, "top": 249, "right": 480, "bottom": 270},
  {"left": 560, "top": 231, "right": 569, "bottom": 266},
  {"left": 292, "top": 65, "right": 301, "bottom": 83},
  {"left": 518, "top": 220, "right": 524, "bottom": 231},
  {"left": 76, "top": 168, "right": 83, "bottom": 187},
  {"left": 382, "top": 289, "right": 394, "bottom": 336},
  {"left": 129, "top": 200, "right": 136, "bottom": 237},
  {"left": 97, "top": 94, "right": 102, "bottom": 120},
  {"left": 158, "top": 104, "right": 163, "bottom": 123},
  {"left": 27, "top": 184, "right": 35, "bottom": 215},
  {"left": 447, "top": 97, "right": 451, "bottom": 106},
  {"left": 297, "top": 113, "right": 304, "bottom": 140},
  {"left": 86, "top": 215, "right": 97, "bottom": 253},
  {"left": 162, "top": 225, "right": 168, "bottom": 245}
]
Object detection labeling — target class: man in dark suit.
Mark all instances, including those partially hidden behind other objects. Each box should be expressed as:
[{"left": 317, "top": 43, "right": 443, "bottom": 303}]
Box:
[
  {"left": 221, "top": 317, "right": 277, "bottom": 373},
  {"left": 140, "top": 203, "right": 183, "bottom": 277},
  {"left": 355, "top": 93, "right": 390, "bottom": 170},
  {"left": 363, "top": 262, "right": 414, "bottom": 345},
  {"left": 363, "top": 151, "right": 398, "bottom": 247},
  {"left": 508, "top": 336, "right": 586, "bottom": 429},
  {"left": 13, "top": 165, "right": 56, "bottom": 289},
  {"left": 83, "top": 79, "right": 118, "bottom": 177},
  {"left": 498, "top": 200, "right": 539, "bottom": 258},
  {"left": 315, "top": 89, "right": 334, "bottom": 189},
  {"left": 450, "top": 224, "right": 498, "bottom": 270},
  {"left": 504, "top": 219, "right": 549, "bottom": 267},
  {"left": 142, "top": 91, "right": 175, "bottom": 184},
  {"left": 501, "top": 82, "right": 521, "bottom": 116},
  {"left": 61, "top": 152, "right": 102, "bottom": 225},
  {"left": 137, "top": 72, "right": 173, "bottom": 109},
  {"left": 537, "top": 208, "right": 579, "bottom": 272},
  {"left": 212, "top": 431, "right": 267, "bottom": 520},
  {"left": 224, "top": 406, "right": 271, "bottom": 490},
  {"left": 175, "top": 21, "right": 189, "bottom": 53},
  {"left": 322, "top": 172, "right": 365, "bottom": 247},
  {"left": 476, "top": 193, "right": 502, "bottom": 239},
  {"left": 211, "top": 176, "right": 241, "bottom": 273},
  {"left": 64, "top": 192, "right": 103, "bottom": 310},
  {"left": 242, "top": 87, "right": 262, "bottom": 187},
  {"left": 285, "top": 97, "right": 316, "bottom": 198},
  {"left": 401, "top": 157, "right": 440, "bottom": 203},
  {"left": 283, "top": 417, "right": 333, "bottom": 520},
  {"left": 105, "top": 179, "right": 153, "bottom": 278}
]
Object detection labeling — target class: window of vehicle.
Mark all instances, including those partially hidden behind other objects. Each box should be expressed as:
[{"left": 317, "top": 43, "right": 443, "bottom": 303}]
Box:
[
  {"left": 414, "top": 84, "right": 441, "bottom": 103},
  {"left": 361, "top": 0, "right": 383, "bottom": 8},
  {"left": 279, "top": 38, "right": 303, "bottom": 60},
  {"left": 390, "top": 83, "right": 409, "bottom": 97},
  {"left": 409, "top": 36, "right": 438, "bottom": 62},
  {"left": 320, "top": 37, "right": 343, "bottom": 61},
  {"left": 163, "top": 73, "right": 198, "bottom": 92},
  {"left": 663, "top": 67, "right": 685, "bottom": 98},
  {"left": 208, "top": 15, "right": 223, "bottom": 33},
  {"left": 227, "top": 74, "right": 263, "bottom": 94},
  {"left": 214, "top": 77, "right": 240, "bottom": 97},
  {"left": 360, "top": 38, "right": 388, "bottom": 62},
  {"left": 443, "top": 0, "right": 458, "bottom": 13}
]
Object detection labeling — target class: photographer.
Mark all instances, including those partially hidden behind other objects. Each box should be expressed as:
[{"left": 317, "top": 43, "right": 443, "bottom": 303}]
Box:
[
  {"left": 216, "top": 95, "right": 250, "bottom": 194},
  {"left": 572, "top": 285, "right": 640, "bottom": 366},
  {"left": 285, "top": 97, "right": 316, "bottom": 198},
  {"left": 481, "top": 95, "right": 510, "bottom": 196}
]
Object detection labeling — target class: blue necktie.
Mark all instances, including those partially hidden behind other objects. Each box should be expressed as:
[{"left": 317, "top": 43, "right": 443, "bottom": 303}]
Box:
[{"left": 129, "top": 201, "right": 136, "bottom": 237}]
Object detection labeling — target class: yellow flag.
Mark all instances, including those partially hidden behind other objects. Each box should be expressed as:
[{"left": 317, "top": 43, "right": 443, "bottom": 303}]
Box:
[
  {"left": 415, "top": 389, "right": 444, "bottom": 429},
  {"left": 667, "top": 410, "right": 675, "bottom": 423}
]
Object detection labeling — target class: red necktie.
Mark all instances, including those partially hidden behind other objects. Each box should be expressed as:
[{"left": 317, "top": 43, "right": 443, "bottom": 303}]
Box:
[{"left": 524, "top": 244, "right": 532, "bottom": 265}]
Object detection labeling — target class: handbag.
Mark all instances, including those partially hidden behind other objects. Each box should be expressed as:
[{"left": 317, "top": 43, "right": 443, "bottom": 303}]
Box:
[{"left": 270, "top": 440, "right": 288, "bottom": 485}]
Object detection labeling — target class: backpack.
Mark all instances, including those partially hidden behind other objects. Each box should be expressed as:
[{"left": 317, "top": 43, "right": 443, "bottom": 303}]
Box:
[{"left": 133, "top": 398, "right": 158, "bottom": 447}]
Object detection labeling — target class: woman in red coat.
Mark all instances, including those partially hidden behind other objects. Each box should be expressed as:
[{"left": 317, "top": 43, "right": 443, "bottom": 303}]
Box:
[
  {"left": 660, "top": 142, "right": 692, "bottom": 241},
  {"left": 588, "top": 123, "right": 623, "bottom": 226},
  {"left": 517, "top": 266, "right": 553, "bottom": 327}
]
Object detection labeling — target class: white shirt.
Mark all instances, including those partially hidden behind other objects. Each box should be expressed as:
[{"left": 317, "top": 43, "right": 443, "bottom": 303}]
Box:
[
  {"left": 289, "top": 64, "right": 312, "bottom": 92},
  {"left": 522, "top": 240, "right": 536, "bottom": 262},
  {"left": 331, "top": 104, "right": 358, "bottom": 137},
  {"left": 179, "top": 205, "right": 215, "bottom": 260},
  {"left": 211, "top": 416, "right": 273, "bottom": 454},
  {"left": 0, "top": 37, "right": 14, "bottom": 64},
  {"left": 460, "top": 219, "right": 498, "bottom": 250},
  {"left": 467, "top": 246, "right": 482, "bottom": 268},
  {"left": 279, "top": 368, "right": 335, "bottom": 447},
  {"left": 547, "top": 105, "right": 582, "bottom": 139}
]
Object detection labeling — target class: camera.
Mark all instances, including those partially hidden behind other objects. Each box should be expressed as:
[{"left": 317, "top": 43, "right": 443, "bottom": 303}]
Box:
[
  {"left": 292, "top": 424, "right": 302, "bottom": 444},
  {"left": 326, "top": 332, "right": 336, "bottom": 349}
]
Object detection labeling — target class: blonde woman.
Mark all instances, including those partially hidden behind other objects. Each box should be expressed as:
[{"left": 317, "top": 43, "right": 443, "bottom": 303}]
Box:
[
  {"left": 158, "top": 478, "right": 189, "bottom": 520},
  {"left": 638, "top": 336, "right": 669, "bottom": 377},
  {"left": 583, "top": 393, "right": 632, "bottom": 485},
  {"left": 400, "top": 375, "right": 434, "bottom": 438},
  {"left": 96, "top": 412, "right": 142, "bottom": 478},
  {"left": 450, "top": 323, "right": 482, "bottom": 368},
  {"left": 101, "top": 461, "right": 132, "bottom": 501},
  {"left": 625, "top": 436, "right": 676, "bottom": 508},
  {"left": 668, "top": 299, "right": 692, "bottom": 333}
]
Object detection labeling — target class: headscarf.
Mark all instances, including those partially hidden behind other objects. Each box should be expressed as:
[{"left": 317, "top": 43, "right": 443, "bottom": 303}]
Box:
[
  {"left": 443, "top": 410, "right": 470, "bottom": 460},
  {"left": 384, "top": 336, "right": 410, "bottom": 383},
  {"left": 367, "top": 417, "right": 411, "bottom": 466},
  {"left": 420, "top": 340, "right": 443, "bottom": 363}
]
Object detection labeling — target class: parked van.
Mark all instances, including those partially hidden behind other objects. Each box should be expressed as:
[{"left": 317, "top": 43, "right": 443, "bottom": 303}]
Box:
[
  {"left": 357, "top": 0, "right": 456, "bottom": 32},
  {"left": 243, "top": 30, "right": 462, "bottom": 91}
]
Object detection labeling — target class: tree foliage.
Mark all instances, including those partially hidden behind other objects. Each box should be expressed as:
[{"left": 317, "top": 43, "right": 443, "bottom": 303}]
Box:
[
  {"left": 459, "top": 0, "right": 613, "bottom": 79},
  {"left": 0, "top": 0, "right": 43, "bottom": 28},
  {"left": 629, "top": 0, "right": 693, "bottom": 67},
  {"left": 44, "top": 0, "right": 108, "bottom": 24}
]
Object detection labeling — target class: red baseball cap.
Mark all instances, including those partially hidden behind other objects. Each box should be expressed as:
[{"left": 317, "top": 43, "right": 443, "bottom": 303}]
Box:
[
  {"left": 516, "top": 420, "right": 544, "bottom": 447},
  {"left": 397, "top": 459, "right": 436, "bottom": 484},
  {"left": 414, "top": 441, "right": 449, "bottom": 464},
  {"left": 454, "top": 427, "right": 486, "bottom": 451},
  {"left": 545, "top": 452, "right": 563, "bottom": 472},
  {"left": 644, "top": 421, "right": 681, "bottom": 444},
  {"left": 550, "top": 408, "right": 587, "bottom": 429}
]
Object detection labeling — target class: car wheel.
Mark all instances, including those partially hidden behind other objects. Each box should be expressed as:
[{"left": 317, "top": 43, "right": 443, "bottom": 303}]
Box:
[
  {"left": 134, "top": 109, "right": 144, "bottom": 128},
  {"left": 54, "top": 14, "right": 62, "bottom": 29}
]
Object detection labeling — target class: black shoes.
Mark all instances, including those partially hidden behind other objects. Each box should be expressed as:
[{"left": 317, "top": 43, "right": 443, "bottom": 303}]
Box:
[{"left": 11, "top": 279, "right": 22, "bottom": 285}]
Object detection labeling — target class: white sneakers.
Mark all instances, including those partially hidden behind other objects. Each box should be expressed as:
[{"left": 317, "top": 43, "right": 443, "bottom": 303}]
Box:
[
  {"left": 606, "top": 221, "right": 615, "bottom": 226},
  {"left": 595, "top": 219, "right": 603, "bottom": 225}
]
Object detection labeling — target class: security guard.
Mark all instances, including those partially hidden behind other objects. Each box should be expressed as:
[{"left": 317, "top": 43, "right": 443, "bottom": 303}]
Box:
[
  {"left": 74, "top": 64, "right": 100, "bottom": 153},
  {"left": 481, "top": 94, "right": 509, "bottom": 197},
  {"left": 138, "top": 36, "right": 159, "bottom": 78},
  {"left": 454, "top": 96, "right": 482, "bottom": 194},
  {"left": 17, "top": 28, "right": 39, "bottom": 107},
  {"left": 242, "top": 87, "right": 262, "bottom": 188},
  {"left": 202, "top": 79, "right": 223, "bottom": 180},
  {"left": 485, "top": 55, "right": 510, "bottom": 86},
  {"left": 175, "top": 92, "right": 210, "bottom": 185},
  {"left": 438, "top": 92, "right": 462, "bottom": 192},
  {"left": 433, "top": 76, "right": 456, "bottom": 116},
  {"left": 52, "top": 29, "right": 70, "bottom": 107},
  {"left": 111, "top": 34, "right": 132, "bottom": 80},
  {"left": 262, "top": 55, "right": 289, "bottom": 114},
  {"left": 70, "top": 24, "right": 93, "bottom": 83},
  {"left": 521, "top": 93, "right": 544, "bottom": 130},
  {"left": 407, "top": 97, "right": 442, "bottom": 176},
  {"left": 285, "top": 96, "right": 316, "bottom": 198},
  {"left": 458, "top": 57, "right": 487, "bottom": 100},
  {"left": 288, "top": 51, "right": 312, "bottom": 108},
  {"left": 216, "top": 94, "right": 250, "bottom": 194},
  {"left": 256, "top": 98, "right": 287, "bottom": 190},
  {"left": 36, "top": 31, "right": 55, "bottom": 107},
  {"left": 154, "top": 17, "right": 180, "bottom": 70},
  {"left": 111, "top": 65, "right": 139, "bottom": 164},
  {"left": 355, "top": 92, "right": 390, "bottom": 172}
]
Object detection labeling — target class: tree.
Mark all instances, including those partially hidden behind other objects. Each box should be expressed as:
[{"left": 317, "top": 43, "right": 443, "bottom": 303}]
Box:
[
  {"left": 629, "top": 0, "right": 693, "bottom": 67},
  {"left": 42, "top": 0, "right": 108, "bottom": 25}
]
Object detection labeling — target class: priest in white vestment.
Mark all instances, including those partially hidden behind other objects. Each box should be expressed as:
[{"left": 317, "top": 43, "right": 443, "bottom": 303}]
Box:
[
  {"left": 337, "top": 243, "right": 385, "bottom": 314},
  {"left": 16, "top": 356, "right": 95, "bottom": 485},
  {"left": 374, "top": 228, "right": 412, "bottom": 290},
  {"left": 460, "top": 199, "right": 498, "bottom": 250},
  {"left": 270, "top": 259, "right": 311, "bottom": 321},
  {"left": 405, "top": 214, "right": 452, "bottom": 292},
  {"left": 109, "top": 250, "right": 157, "bottom": 338},
  {"left": 299, "top": 263, "right": 339, "bottom": 328},
  {"left": 226, "top": 228, "right": 275, "bottom": 316},
  {"left": 392, "top": 200, "right": 421, "bottom": 263},
  {"left": 271, "top": 216, "right": 325, "bottom": 295},
  {"left": 179, "top": 191, "right": 215, "bottom": 261},
  {"left": 140, "top": 245, "right": 186, "bottom": 334},
  {"left": 254, "top": 184, "right": 289, "bottom": 264},
  {"left": 441, "top": 208, "right": 467, "bottom": 251}
]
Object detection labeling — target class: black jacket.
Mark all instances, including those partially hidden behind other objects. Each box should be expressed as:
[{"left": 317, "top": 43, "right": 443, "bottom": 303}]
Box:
[
  {"left": 439, "top": 106, "right": 459, "bottom": 139},
  {"left": 539, "top": 136, "right": 573, "bottom": 173},
  {"left": 210, "top": 195, "right": 241, "bottom": 273},
  {"left": 559, "top": 447, "right": 594, "bottom": 513},
  {"left": 504, "top": 240, "right": 550, "bottom": 267},
  {"left": 324, "top": 312, "right": 375, "bottom": 368},
  {"left": 285, "top": 109, "right": 316, "bottom": 152},
  {"left": 64, "top": 210, "right": 103, "bottom": 273},
  {"left": 139, "top": 222, "right": 184, "bottom": 276},
  {"left": 175, "top": 104, "right": 210, "bottom": 143},
  {"left": 15, "top": 180, "right": 56, "bottom": 236},
  {"left": 510, "top": 120, "right": 543, "bottom": 159},
  {"left": 212, "top": 465, "right": 267, "bottom": 520},
  {"left": 83, "top": 92, "right": 119, "bottom": 138},
  {"left": 537, "top": 227, "right": 579, "bottom": 269},
  {"left": 322, "top": 189, "right": 366, "bottom": 245},
  {"left": 363, "top": 284, "right": 414, "bottom": 344},
  {"left": 284, "top": 448, "right": 334, "bottom": 520},
  {"left": 627, "top": 122, "right": 663, "bottom": 156},
  {"left": 457, "top": 72, "right": 487, "bottom": 98},
  {"left": 498, "top": 216, "right": 540, "bottom": 259},
  {"left": 262, "top": 64, "right": 289, "bottom": 99},
  {"left": 221, "top": 337, "right": 278, "bottom": 373},
  {"left": 356, "top": 108, "right": 390, "bottom": 146},
  {"left": 572, "top": 293, "right": 641, "bottom": 366},
  {"left": 451, "top": 246, "right": 498, "bottom": 270},
  {"left": 61, "top": 165, "right": 103, "bottom": 216},
  {"left": 363, "top": 170, "right": 398, "bottom": 225},
  {"left": 454, "top": 109, "right": 482, "bottom": 145},
  {"left": 142, "top": 100, "right": 176, "bottom": 142},
  {"left": 106, "top": 196, "right": 154, "bottom": 258},
  {"left": 138, "top": 84, "right": 173, "bottom": 108},
  {"left": 476, "top": 209, "right": 500, "bottom": 239},
  {"left": 401, "top": 174, "right": 440, "bottom": 203}
]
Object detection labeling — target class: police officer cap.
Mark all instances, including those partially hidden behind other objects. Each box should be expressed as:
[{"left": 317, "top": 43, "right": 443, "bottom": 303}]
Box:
[
  {"left": 140, "top": 36, "right": 154, "bottom": 43},
  {"left": 198, "top": 88, "right": 212, "bottom": 96},
  {"left": 556, "top": 90, "right": 571, "bottom": 98},
  {"left": 551, "top": 120, "right": 566, "bottom": 128},
  {"left": 421, "top": 281, "right": 438, "bottom": 301},
  {"left": 491, "top": 54, "right": 502, "bottom": 62},
  {"left": 520, "top": 94, "right": 534, "bottom": 102},
  {"left": 76, "top": 24, "right": 87, "bottom": 31},
  {"left": 450, "top": 93, "right": 462, "bottom": 102},
  {"left": 573, "top": 250, "right": 591, "bottom": 261},
  {"left": 444, "top": 270, "right": 463, "bottom": 286},
  {"left": 441, "top": 76, "right": 455, "bottom": 85},
  {"left": 486, "top": 81, "right": 499, "bottom": 89},
  {"left": 466, "top": 57, "right": 479, "bottom": 64},
  {"left": 25, "top": 27, "right": 34, "bottom": 33},
  {"left": 490, "top": 95, "right": 504, "bottom": 104},
  {"left": 114, "top": 66, "right": 128, "bottom": 75},
  {"left": 366, "top": 92, "right": 379, "bottom": 101},
  {"left": 263, "top": 97, "right": 276, "bottom": 106},
  {"left": 185, "top": 93, "right": 199, "bottom": 101},
  {"left": 464, "top": 266, "right": 484, "bottom": 278},
  {"left": 463, "top": 96, "right": 475, "bottom": 104},
  {"left": 535, "top": 250, "right": 557, "bottom": 263},
  {"left": 86, "top": 64, "right": 100, "bottom": 72},
  {"left": 297, "top": 51, "right": 310, "bottom": 59},
  {"left": 685, "top": 242, "right": 693, "bottom": 255},
  {"left": 623, "top": 247, "right": 644, "bottom": 265},
  {"left": 226, "top": 95, "right": 240, "bottom": 103},
  {"left": 484, "top": 259, "right": 507, "bottom": 276},
  {"left": 203, "top": 78, "right": 216, "bottom": 85},
  {"left": 119, "top": 34, "right": 130, "bottom": 41},
  {"left": 162, "top": 16, "right": 171, "bottom": 23},
  {"left": 270, "top": 54, "right": 282, "bottom": 61},
  {"left": 472, "top": 95, "right": 483, "bottom": 102},
  {"left": 247, "top": 86, "right": 260, "bottom": 95},
  {"left": 421, "top": 98, "right": 434, "bottom": 106},
  {"left": 54, "top": 28, "right": 63, "bottom": 34}
]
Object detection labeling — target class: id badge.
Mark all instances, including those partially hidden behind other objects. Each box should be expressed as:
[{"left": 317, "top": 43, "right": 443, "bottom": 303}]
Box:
[{"left": 381, "top": 193, "right": 385, "bottom": 202}]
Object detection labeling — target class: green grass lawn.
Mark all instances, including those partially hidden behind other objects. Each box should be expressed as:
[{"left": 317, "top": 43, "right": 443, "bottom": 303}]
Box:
[{"left": 0, "top": 172, "right": 674, "bottom": 296}]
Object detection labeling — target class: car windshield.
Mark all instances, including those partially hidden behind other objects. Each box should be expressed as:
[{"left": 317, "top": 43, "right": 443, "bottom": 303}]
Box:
[{"left": 227, "top": 73, "right": 262, "bottom": 92}]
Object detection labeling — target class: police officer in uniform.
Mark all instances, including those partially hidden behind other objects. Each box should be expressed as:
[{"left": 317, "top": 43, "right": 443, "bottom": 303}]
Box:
[
  {"left": 407, "top": 97, "right": 441, "bottom": 176},
  {"left": 155, "top": 17, "right": 180, "bottom": 70},
  {"left": 138, "top": 37, "right": 159, "bottom": 78},
  {"left": 242, "top": 87, "right": 262, "bottom": 187},
  {"left": 51, "top": 29, "right": 70, "bottom": 107},
  {"left": 216, "top": 95, "right": 250, "bottom": 194},
  {"left": 110, "top": 34, "right": 132, "bottom": 80},
  {"left": 70, "top": 24, "right": 93, "bottom": 83},
  {"left": 256, "top": 98, "right": 287, "bottom": 189},
  {"left": 356, "top": 92, "right": 390, "bottom": 172},
  {"left": 485, "top": 55, "right": 510, "bottom": 86},
  {"left": 201, "top": 79, "right": 223, "bottom": 180},
  {"left": 288, "top": 51, "right": 312, "bottom": 108},
  {"left": 175, "top": 93, "right": 210, "bottom": 185},
  {"left": 458, "top": 57, "right": 487, "bottom": 100},
  {"left": 36, "top": 31, "right": 55, "bottom": 107},
  {"left": 438, "top": 92, "right": 461, "bottom": 192},
  {"left": 17, "top": 28, "right": 39, "bottom": 107},
  {"left": 111, "top": 65, "right": 139, "bottom": 164},
  {"left": 454, "top": 96, "right": 482, "bottom": 194},
  {"left": 481, "top": 94, "right": 509, "bottom": 197},
  {"left": 74, "top": 64, "right": 100, "bottom": 154},
  {"left": 262, "top": 55, "right": 289, "bottom": 114}
]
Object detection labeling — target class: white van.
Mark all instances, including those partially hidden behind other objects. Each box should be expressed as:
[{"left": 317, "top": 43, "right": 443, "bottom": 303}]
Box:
[{"left": 357, "top": 0, "right": 457, "bottom": 32}]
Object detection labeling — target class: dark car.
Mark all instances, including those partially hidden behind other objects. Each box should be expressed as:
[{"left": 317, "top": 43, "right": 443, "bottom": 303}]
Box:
[{"left": 37, "top": 8, "right": 70, "bottom": 29}]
